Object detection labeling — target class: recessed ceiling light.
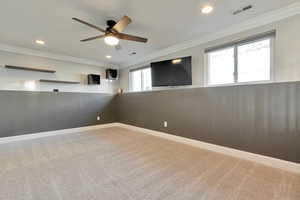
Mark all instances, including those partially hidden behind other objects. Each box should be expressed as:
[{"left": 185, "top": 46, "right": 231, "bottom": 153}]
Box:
[
  {"left": 35, "top": 40, "right": 45, "bottom": 45},
  {"left": 202, "top": 5, "right": 213, "bottom": 14},
  {"left": 106, "top": 55, "right": 112, "bottom": 59}
]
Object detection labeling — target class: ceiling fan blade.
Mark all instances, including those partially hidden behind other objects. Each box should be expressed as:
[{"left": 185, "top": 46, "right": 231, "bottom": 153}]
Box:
[
  {"left": 116, "top": 33, "right": 148, "bottom": 43},
  {"left": 113, "top": 16, "right": 132, "bottom": 32},
  {"left": 80, "top": 35, "right": 105, "bottom": 42},
  {"left": 72, "top": 17, "right": 106, "bottom": 33}
]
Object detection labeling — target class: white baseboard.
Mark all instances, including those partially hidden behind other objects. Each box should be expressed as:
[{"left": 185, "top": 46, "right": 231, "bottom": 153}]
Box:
[
  {"left": 1, "top": 122, "right": 299, "bottom": 174},
  {"left": 0, "top": 123, "right": 118, "bottom": 144},
  {"left": 117, "top": 123, "right": 300, "bottom": 174}
]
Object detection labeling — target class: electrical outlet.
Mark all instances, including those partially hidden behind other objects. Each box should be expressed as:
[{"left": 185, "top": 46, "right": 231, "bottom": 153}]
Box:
[
  {"left": 97, "top": 116, "right": 101, "bottom": 121},
  {"left": 164, "top": 121, "right": 168, "bottom": 128}
]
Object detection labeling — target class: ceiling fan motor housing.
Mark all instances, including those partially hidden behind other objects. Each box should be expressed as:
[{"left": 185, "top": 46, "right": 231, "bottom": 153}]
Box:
[{"left": 107, "top": 20, "right": 117, "bottom": 29}]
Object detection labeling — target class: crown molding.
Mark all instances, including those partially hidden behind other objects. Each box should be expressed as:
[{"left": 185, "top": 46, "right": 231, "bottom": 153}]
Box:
[
  {"left": 124, "top": 1, "right": 300, "bottom": 68},
  {"left": 0, "top": 43, "right": 108, "bottom": 67}
]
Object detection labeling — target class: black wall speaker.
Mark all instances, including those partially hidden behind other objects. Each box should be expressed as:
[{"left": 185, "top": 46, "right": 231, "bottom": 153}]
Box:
[
  {"left": 87, "top": 74, "right": 101, "bottom": 85},
  {"left": 106, "top": 69, "right": 118, "bottom": 80}
]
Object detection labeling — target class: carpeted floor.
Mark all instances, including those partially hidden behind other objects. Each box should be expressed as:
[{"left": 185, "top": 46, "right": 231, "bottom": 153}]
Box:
[{"left": 0, "top": 127, "right": 299, "bottom": 200}]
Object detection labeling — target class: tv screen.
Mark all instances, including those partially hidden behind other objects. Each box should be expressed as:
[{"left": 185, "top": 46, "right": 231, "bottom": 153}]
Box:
[
  {"left": 106, "top": 69, "right": 118, "bottom": 80},
  {"left": 87, "top": 74, "right": 101, "bottom": 85},
  {"left": 151, "top": 56, "right": 192, "bottom": 87}
]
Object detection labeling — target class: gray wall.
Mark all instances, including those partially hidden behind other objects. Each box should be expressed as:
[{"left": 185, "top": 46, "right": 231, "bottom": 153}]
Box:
[
  {"left": 2, "top": 82, "right": 300, "bottom": 163},
  {"left": 0, "top": 91, "right": 117, "bottom": 138},
  {"left": 117, "top": 81, "right": 300, "bottom": 163}
]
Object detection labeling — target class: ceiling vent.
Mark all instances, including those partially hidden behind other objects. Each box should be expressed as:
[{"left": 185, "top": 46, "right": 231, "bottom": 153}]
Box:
[
  {"left": 233, "top": 5, "right": 253, "bottom": 15},
  {"left": 129, "top": 52, "right": 137, "bottom": 56}
]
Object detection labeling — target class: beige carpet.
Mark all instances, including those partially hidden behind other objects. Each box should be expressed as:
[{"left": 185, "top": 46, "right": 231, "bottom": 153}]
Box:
[{"left": 0, "top": 127, "right": 299, "bottom": 200}]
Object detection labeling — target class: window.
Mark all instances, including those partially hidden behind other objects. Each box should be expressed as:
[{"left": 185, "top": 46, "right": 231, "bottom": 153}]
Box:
[
  {"left": 238, "top": 39, "right": 271, "bottom": 82},
  {"left": 208, "top": 47, "right": 235, "bottom": 85},
  {"left": 206, "top": 31, "right": 274, "bottom": 86},
  {"left": 129, "top": 67, "right": 152, "bottom": 92}
]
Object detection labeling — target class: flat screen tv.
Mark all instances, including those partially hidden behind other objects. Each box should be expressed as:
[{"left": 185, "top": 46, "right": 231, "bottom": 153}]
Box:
[
  {"left": 87, "top": 74, "right": 101, "bottom": 85},
  {"left": 151, "top": 56, "right": 192, "bottom": 87}
]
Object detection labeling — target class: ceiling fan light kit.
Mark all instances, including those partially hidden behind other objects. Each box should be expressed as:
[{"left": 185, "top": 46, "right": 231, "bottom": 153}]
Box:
[{"left": 104, "top": 35, "right": 120, "bottom": 46}]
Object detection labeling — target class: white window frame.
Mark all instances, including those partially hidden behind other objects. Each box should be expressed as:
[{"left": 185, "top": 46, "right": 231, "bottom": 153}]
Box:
[
  {"left": 129, "top": 67, "right": 152, "bottom": 92},
  {"left": 204, "top": 33, "right": 275, "bottom": 87}
]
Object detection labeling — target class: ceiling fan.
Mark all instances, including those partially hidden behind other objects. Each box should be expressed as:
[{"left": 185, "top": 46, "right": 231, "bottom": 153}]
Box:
[{"left": 72, "top": 16, "right": 148, "bottom": 48}]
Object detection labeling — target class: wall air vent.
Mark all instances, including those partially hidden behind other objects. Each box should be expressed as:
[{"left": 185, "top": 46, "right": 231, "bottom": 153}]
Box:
[{"left": 233, "top": 5, "right": 253, "bottom": 15}]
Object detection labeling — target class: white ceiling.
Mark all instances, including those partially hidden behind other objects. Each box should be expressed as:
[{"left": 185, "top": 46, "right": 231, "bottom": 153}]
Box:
[{"left": 0, "top": 0, "right": 299, "bottom": 67}]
